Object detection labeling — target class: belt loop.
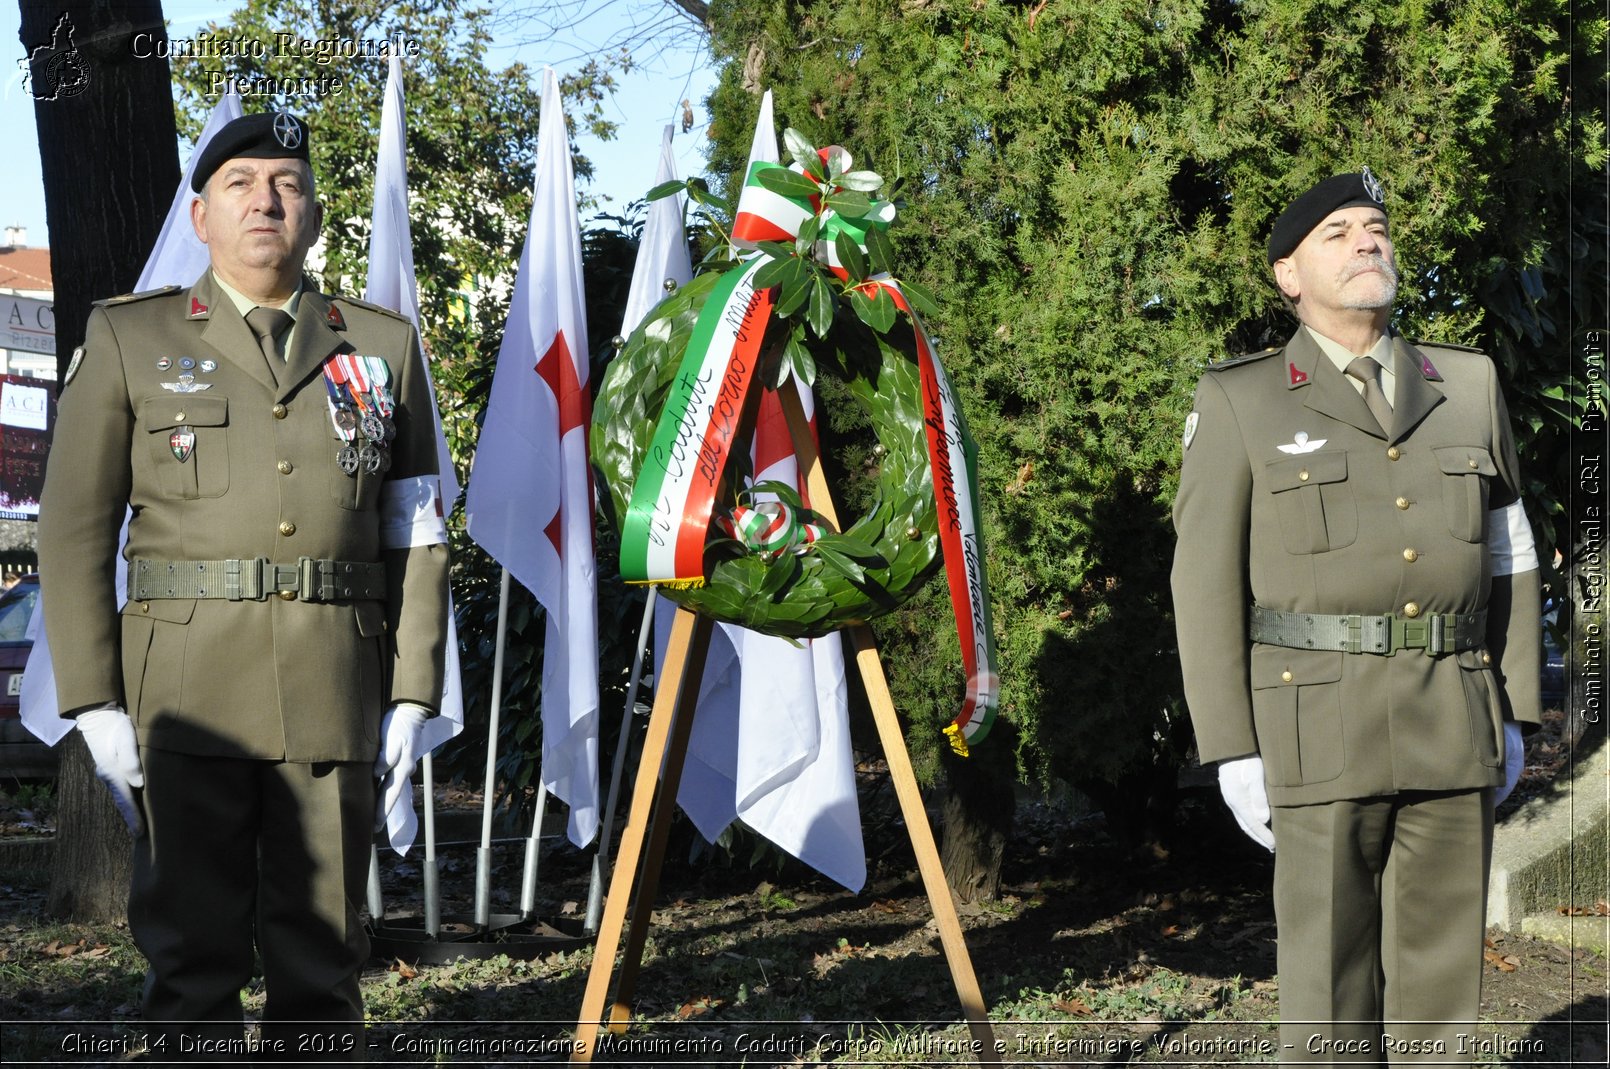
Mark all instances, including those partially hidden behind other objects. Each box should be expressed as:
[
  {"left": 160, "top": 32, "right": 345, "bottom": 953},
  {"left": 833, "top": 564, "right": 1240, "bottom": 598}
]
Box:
[
  {"left": 1343, "top": 614, "right": 1362, "bottom": 654},
  {"left": 225, "top": 559, "right": 244, "bottom": 601},
  {"left": 1429, "top": 613, "right": 1446, "bottom": 656}
]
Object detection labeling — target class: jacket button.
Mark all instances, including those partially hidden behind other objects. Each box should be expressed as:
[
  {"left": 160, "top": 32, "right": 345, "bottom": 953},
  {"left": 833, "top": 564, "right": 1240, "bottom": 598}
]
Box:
[
  {"left": 1403, "top": 602, "right": 1421, "bottom": 618},
  {"left": 1298, "top": 469, "right": 1310, "bottom": 482},
  {"left": 1482, "top": 651, "right": 1492, "bottom": 666},
  {"left": 140, "top": 602, "right": 150, "bottom": 614},
  {"left": 1468, "top": 457, "right": 1479, "bottom": 469},
  {"left": 277, "top": 460, "right": 293, "bottom": 474},
  {"left": 1281, "top": 670, "right": 1293, "bottom": 683},
  {"left": 175, "top": 411, "right": 186, "bottom": 422},
  {"left": 1403, "top": 548, "right": 1418, "bottom": 562},
  {"left": 278, "top": 590, "right": 297, "bottom": 601},
  {"left": 1387, "top": 446, "right": 1402, "bottom": 461},
  {"left": 272, "top": 404, "right": 288, "bottom": 419},
  {"left": 1395, "top": 496, "right": 1410, "bottom": 510},
  {"left": 279, "top": 521, "right": 296, "bottom": 536}
]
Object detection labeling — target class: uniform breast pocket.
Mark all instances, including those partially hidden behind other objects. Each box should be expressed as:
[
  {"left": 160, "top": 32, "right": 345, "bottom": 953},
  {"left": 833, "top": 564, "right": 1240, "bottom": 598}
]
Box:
[
  {"left": 1433, "top": 446, "right": 1496, "bottom": 542},
  {"left": 330, "top": 464, "right": 382, "bottom": 512},
  {"left": 1264, "top": 451, "right": 1357, "bottom": 554},
  {"left": 141, "top": 395, "right": 229, "bottom": 499}
]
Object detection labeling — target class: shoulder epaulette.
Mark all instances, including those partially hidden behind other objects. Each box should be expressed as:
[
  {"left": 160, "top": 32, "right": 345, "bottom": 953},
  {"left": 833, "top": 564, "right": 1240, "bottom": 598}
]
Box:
[
  {"left": 95, "top": 285, "right": 181, "bottom": 307},
  {"left": 1408, "top": 339, "right": 1484, "bottom": 354},
  {"left": 330, "top": 294, "right": 409, "bottom": 322},
  {"left": 1206, "top": 347, "right": 1281, "bottom": 372}
]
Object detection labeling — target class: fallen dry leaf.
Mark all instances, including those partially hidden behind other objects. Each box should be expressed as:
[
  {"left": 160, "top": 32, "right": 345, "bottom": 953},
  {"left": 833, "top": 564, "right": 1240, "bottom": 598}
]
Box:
[
  {"left": 1053, "top": 996, "right": 1093, "bottom": 1016},
  {"left": 392, "top": 958, "right": 417, "bottom": 980},
  {"left": 1483, "top": 949, "right": 1518, "bottom": 972}
]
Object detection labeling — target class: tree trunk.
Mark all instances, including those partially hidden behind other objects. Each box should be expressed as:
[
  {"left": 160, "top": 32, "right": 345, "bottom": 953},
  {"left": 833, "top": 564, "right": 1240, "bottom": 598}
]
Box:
[
  {"left": 938, "top": 752, "right": 1013, "bottom": 904},
  {"left": 45, "top": 737, "right": 134, "bottom": 921},
  {"left": 18, "top": 0, "right": 179, "bottom": 923}
]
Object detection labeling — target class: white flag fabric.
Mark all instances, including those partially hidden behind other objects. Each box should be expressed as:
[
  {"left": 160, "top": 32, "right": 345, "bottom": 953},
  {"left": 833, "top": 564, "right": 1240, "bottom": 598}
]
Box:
[
  {"left": 656, "top": 90, "right": 866, "bottom": 891},
  {"left": 20, "top": 89, "right": 244, "bottom": 747},
  {"left": 465, "top": 67, "right": 599, "bottom": 847},
  {"left": 365, "top": 52, "right": 466, "bottom": 853}
]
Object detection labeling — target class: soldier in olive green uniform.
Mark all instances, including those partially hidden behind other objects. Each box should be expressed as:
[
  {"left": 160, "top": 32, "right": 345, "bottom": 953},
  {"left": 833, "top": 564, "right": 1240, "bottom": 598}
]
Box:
[
  {"left": 39, "top": 113, "right": 449, "bottom": 1054},
  {"left": 1172, "top": 172, "right": 1541, "bottom": 1064}
]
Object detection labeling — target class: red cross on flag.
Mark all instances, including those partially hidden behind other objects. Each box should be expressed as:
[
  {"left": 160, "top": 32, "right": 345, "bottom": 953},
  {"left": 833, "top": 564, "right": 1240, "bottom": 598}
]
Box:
[{"left": 465, "top": 67, "right": 599, "bottom": 847}]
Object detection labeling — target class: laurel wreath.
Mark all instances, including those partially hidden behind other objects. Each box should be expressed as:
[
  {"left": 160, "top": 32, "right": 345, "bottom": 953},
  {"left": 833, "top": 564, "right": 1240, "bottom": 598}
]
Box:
[{"left": 589, "top": 134, "right": 944, "bottom": 638}]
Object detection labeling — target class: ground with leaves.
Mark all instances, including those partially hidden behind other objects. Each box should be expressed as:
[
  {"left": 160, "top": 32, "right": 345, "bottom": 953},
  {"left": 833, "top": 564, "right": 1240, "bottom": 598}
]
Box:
[{"left": 1, "top": 715, "right": 1605, "bottom": 1066}]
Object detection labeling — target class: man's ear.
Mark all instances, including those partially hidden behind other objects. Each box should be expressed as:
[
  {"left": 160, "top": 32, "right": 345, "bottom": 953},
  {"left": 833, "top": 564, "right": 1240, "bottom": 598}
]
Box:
[
  {"left": 1272, "top": 257, "right": 1300, "bottom": 300},
  {"left": 189, "top": 192, "right": 209, "bottom": 245}
]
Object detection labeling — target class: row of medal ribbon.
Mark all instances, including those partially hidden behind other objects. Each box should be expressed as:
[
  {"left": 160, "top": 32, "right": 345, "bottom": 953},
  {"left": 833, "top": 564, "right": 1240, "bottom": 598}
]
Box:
[{"left": 322, "top": 353, "right": 396, "bottom": 476}]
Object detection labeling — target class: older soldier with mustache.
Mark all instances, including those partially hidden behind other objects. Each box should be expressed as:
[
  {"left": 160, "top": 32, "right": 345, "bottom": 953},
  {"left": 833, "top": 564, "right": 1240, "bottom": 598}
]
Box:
[{"left": 1171, "top": 171, "right": 1541, "bottom": 1064}]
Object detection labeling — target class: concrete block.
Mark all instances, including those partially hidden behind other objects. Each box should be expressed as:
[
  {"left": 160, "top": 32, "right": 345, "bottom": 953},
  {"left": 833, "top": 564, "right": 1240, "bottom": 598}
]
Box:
[{"left": 1488, "top": 742, "right": 1610, "bottom": 930}]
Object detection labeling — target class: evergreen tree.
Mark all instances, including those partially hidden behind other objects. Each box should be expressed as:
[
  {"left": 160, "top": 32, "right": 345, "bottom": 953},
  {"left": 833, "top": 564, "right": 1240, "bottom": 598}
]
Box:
[{"left": 702, "top": 0, "right": 1595, "bottom": 893}]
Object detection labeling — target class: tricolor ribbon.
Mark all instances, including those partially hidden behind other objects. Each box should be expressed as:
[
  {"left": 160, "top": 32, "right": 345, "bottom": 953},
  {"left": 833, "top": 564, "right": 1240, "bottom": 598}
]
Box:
[
  {"left": 624, "top": 152, "right": 999, "bottom": 749},
  {"left": 620, "top": 256, "right": 776, "bottom": 586}
]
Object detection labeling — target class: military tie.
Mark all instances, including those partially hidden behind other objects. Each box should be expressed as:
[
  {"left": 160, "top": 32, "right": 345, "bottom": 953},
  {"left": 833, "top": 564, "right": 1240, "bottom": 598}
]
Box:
[
  {"left": 245, "top": 307, "right": 294, "bottom": 386},
  {"left": 1345, "top": 355, "right": 1394, "bottom": 433}
]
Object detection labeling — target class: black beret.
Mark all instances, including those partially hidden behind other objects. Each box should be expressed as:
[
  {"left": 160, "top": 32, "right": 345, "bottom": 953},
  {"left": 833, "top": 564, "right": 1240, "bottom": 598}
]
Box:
[
  {"left": 191, "top": 112, "right": 311, "bottom": 193},
  {"left": 1266, "top": 168, "right": 1387, "bottom": 263}
]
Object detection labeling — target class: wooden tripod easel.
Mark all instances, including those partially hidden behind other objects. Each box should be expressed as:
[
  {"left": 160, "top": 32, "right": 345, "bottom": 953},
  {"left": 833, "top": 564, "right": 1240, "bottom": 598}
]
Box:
[{"left": 571, "top": 387, "right": 998, "bottom": 1065}]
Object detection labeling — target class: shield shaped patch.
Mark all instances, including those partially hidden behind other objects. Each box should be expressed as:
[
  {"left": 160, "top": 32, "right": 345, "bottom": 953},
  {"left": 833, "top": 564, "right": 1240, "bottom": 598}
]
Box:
[{"left": 169, "top": 428, "right": 195, "bottom": 463}]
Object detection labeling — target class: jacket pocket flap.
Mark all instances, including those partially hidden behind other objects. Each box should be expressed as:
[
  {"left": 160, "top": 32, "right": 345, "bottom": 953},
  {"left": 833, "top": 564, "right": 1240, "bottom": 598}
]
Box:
[
  {"left": 1433, "top": 445, "right": 1496, "bottom": 477},
  {"left": 355, "top": 601, "right": 386, "bottom": 638},
  {"left": 1251, "top": 645, "right": 1344, "bottom": 688},
  {"left": 1264, "top": 450, "right": 1348, "bottom": 493},
  {"left": 141, "top": 394, "right": 228, "bottom": 432},
  {"left": 122, "top": 598, "right": 196, "bottom": 624}
]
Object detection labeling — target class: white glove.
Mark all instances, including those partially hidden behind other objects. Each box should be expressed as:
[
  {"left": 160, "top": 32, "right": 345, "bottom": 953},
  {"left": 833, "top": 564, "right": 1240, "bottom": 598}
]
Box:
[
  {"left": 75, "top": 706, "right": 145, "bottom": 836},
  {"left": 1218, "top": 754, "right": 1275, "bottom": 852},
  {"left": 1493, "top": 721, "right": 1525, "bottom": 807},
  {"left": 374, "top": 702, "right": 430, "bottom": 831}
]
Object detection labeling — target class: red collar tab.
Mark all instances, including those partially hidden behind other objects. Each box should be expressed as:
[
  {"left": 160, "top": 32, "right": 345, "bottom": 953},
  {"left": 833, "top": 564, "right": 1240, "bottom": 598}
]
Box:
[
  {"left": 188, "top": 297, "right": 209, "bottom": 318},
  {"left": 1287, "top": 362, "right": 1309, "bottom": 387},
  {"left": 326, "top": 306, "right": 346, "bottom": 330},
  {"left": 1419, "top": 354, "right": 1441, "bottom": 380}
]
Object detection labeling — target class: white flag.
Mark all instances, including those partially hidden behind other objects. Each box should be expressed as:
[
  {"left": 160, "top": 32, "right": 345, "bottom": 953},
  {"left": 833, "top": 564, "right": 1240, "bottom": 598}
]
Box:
[
  {"left": 465, "top": 68, "right": 599, "bottom": 847},
  {"left": 365, "top": 52, "right": 466, "bottom": 853},
  {"left": 21, "top": 89, "right": 245, "bottom": 747},
  {"left": 661, "top": 90, "right": 866, "bottom": 891}
]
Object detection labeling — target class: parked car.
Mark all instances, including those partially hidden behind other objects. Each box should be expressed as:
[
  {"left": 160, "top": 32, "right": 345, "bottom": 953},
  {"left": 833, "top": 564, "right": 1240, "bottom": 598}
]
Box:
[{"left": 0, "top": 575, "right": 55, "bottom": 779}]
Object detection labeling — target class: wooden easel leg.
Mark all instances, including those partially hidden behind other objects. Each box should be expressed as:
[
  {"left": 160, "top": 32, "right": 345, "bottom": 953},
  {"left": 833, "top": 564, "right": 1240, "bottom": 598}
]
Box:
[
  {"left": 571, "top": 607, "right": 713, "bottom": 1064},
  {"left": 852, "top": 624, "right": 1000, "bottom": 1064},
  {"left": 772, "top": 383, "right": 997, "bottom": 1064}
]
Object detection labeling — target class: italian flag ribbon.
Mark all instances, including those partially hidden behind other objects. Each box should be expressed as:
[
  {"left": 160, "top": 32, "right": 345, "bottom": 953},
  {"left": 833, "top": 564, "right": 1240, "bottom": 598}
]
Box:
[{"left": 620, "top": 256, "right": 776, "bottom": 586}]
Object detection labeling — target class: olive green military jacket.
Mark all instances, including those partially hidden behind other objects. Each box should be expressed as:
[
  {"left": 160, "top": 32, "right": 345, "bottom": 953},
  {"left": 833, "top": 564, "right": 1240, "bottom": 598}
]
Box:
[
  {"left": 39, "top": 271, "right": 450, "bottom": 762},
  {"left": 1171, "top": 328, "right": 1542, "bottom": 807}
]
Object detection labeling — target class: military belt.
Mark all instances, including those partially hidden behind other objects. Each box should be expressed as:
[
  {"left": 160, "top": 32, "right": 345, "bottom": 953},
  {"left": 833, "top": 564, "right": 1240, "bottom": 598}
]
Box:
[
  {"left": 129, "top": 557, "right": 387, "bottom": 603},
  {"left": 1248, "top": 605, "right": 1486, "bottom": 656}
]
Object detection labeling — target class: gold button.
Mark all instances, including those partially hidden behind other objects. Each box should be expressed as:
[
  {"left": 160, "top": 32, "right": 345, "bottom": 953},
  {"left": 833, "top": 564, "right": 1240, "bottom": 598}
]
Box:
[
  {"left": 1403, "top": 548, "right": 1418, "bottom": 562},
  {"left": 1482, "top": 651, "right": 1492, "bottom": 665},
  {"left": 279, "top": 521, "right": 296, "bottom": 536},
  {"left": 1281, "top": 670, "right": 1293, "bottom": 683},
  {"left": 1387, "top": 446, "right": 1401, "bottom": 461},
  {"left": 175, "top": 411, "right": 186, "bottom": 421},
  {"left": 1468, "top": 458, "right": 1479, "bottom": 469},
  {"left": 1403, "top": 602, "right": 1421, "bottom": 618},
  {"left": 272, "top": 404, "right": 288, "bottom": 419},
  {"left": 140, "top": 602, "right": 150, "bottom": 614},
  {"left": 1396, "top": 496, "right": 1410, "bottom": 510},
  {"left": 1298, "top": 469, "right": 1310, "bottom": 482},
  {"left": 277, "top": 460, "right": 293, "bottom": 474},
  {"left": 278, "top": 590, "right": 297, "bottom": 601}
]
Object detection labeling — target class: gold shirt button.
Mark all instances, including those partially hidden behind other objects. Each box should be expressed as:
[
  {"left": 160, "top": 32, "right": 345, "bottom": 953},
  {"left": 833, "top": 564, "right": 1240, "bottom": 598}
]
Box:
[
  {"left": 1403, "top": 602, "right": 1421, "bottom": 618},
  {"left": 279, "top": 521, "right": 296, "bottom": 536},
  {"left": 277, "top": 460, "right": 293, "bottom": 474},
  {"left": 1387, "top": 446, "right": 1402, "bottom": 461},
  {"left": 1403, "top": 548, "right": 1418, "bottom": 562},
  {"left": 272, "top": 404, "right": 288, "bottom": 419},
  {"left": 1281, "top": 670, "right": 1293, "bottom": 683},
  {"left": 1396, "top": 496, "right": 1410, "bottom": 510}
]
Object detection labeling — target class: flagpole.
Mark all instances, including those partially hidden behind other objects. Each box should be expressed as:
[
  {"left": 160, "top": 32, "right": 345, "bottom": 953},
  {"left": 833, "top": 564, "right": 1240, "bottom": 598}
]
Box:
[
  {"left": 422, "top": 751, "right": 440, "bottom": 936},
  {"left": 519, "top": 780, "right": 550, "bottom": 917},
  {"left": 476, "top": 567, "right": 513, "bottom": 931},
  {"left": 585, "top": 588, "right": 659, "bottom": 933}
]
